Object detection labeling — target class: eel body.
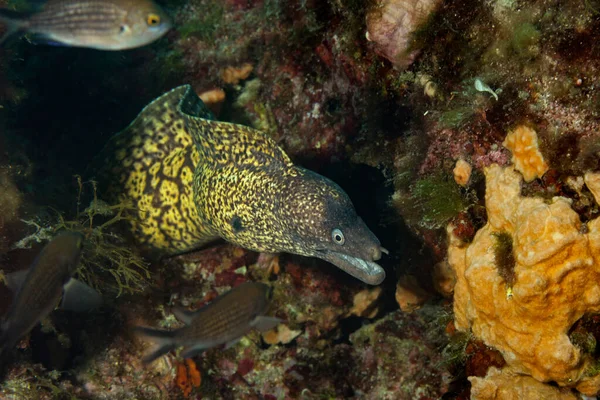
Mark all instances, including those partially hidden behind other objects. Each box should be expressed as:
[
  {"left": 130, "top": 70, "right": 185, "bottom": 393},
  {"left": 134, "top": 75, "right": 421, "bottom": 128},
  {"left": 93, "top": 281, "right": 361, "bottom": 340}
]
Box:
[{"left": 92, "top": 86, "right": 386, "bottom": 285}]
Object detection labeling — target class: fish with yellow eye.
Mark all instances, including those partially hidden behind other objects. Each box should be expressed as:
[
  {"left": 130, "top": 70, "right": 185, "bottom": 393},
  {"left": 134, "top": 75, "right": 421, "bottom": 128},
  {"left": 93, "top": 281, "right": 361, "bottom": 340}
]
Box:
[{"left": 0, "top": 0, "right": 171, "bottom": 50}]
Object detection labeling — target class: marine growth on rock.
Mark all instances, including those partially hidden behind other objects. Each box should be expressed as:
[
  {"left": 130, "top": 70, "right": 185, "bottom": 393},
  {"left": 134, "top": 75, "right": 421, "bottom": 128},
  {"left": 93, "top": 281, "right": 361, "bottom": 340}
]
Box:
[{"left": 450, "top": 164, "right": 600, "bottom": 394}]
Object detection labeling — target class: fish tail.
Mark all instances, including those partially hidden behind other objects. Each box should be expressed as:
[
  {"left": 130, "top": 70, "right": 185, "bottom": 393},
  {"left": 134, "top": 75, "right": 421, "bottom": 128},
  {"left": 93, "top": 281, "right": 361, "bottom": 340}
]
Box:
[
  {"left": 133, "top": 326, "right": 178, "bottom": 364},
  {"left": 0, "top": 9, "right": 29, "bottom": 46}
]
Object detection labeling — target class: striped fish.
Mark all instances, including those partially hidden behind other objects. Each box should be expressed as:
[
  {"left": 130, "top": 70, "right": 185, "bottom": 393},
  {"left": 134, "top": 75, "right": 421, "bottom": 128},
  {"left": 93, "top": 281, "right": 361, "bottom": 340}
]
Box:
[
  {"left": 0, "top": 232, "right": 102, "bottom": 361},
  {"left": 134, "top": 282, "right": 281, "bottom": 363},
  {"left": 0, "top": 0, "right": 171, "bottom": 50}
]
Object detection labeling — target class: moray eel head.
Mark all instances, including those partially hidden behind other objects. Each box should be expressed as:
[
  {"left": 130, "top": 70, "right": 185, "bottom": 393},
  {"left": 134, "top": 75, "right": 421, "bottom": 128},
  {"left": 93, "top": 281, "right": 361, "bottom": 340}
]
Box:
[{"left": 278, "top": 169, "right": 386, "bottom": 285}]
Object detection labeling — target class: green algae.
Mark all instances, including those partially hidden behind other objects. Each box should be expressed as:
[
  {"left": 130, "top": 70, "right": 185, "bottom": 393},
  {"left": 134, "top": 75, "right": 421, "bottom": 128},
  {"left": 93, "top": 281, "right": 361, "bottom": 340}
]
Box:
[
  {"left": 1, "top": 367, "right": 77, "bottom": 400},
  {"left": 492, "top": 232, "right": 516, "bottom": 288},
  {"left": 438, "top": 106, "right": 477, "bottom": 129},
  {"left": 409, "top": 174, "right": 469, "bottom": 229},
  {"left": 440, "top": 331, "right": 472, "bottom": 369},
  {"left": 510, "top": 22, "right": 541, "bottom": 59},
  {"left": 585, "top": 0, "right": 600, "bottom": 15},
  {"left": 18, "top": 177, "right": 150, "bottom": 297},
  {"left": 179, "top": 4, "right": 225, "bottom": 41},
  {"left": 570, "top": 330, "right": 597, "bottom": 355},
  {"left": 584, "top": 359, "right": 600, "bottom": 378}
]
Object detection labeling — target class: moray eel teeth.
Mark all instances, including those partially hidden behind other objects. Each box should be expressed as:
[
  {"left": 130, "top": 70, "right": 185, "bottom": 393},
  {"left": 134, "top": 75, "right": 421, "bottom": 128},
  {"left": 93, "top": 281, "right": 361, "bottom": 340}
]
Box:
[{"left": 92, "top": 85, "right": 387, "bottom": 285}]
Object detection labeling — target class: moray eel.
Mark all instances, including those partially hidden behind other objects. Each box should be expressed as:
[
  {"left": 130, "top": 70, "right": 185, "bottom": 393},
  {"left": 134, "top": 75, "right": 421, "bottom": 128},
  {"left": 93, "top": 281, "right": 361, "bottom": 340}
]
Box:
[{"left": 92, "top": 85, "right": 386, "bottom": 285}]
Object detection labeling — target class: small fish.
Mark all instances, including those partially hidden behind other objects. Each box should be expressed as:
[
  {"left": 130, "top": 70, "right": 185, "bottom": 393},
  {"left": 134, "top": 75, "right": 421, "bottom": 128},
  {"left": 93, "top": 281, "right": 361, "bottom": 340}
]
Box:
[
  {"left": 0, "top": 231, "right": 102, "bottom": 359},
  {"left": 135, "top": 282, "right": 281, "bottom": 364},
  {"left": 0, "top": 0, "right": 171, "bottom": 50}
]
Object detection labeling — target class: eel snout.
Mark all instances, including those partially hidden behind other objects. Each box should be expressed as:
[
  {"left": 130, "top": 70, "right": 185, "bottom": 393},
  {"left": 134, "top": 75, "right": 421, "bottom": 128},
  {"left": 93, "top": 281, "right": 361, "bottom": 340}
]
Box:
[{"left": 369, "top": 245, "right": 390, "bottom": 261}]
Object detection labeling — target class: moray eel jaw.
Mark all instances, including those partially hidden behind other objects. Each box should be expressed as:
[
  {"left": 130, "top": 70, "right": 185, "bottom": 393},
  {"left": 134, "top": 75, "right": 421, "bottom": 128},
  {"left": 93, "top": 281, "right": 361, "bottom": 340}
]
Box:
[
  {"left": 315, "top": 249, "right": 386, "bottom": 285},
  {"left": 310, "top": 218, "right": 387, "bottom": 285}
]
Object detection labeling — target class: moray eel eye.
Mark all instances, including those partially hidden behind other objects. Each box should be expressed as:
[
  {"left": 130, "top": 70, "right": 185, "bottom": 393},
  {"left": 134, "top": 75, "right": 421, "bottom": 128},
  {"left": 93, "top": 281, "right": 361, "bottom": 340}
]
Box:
[
  {"left": 147, "top": 13, "right": 161, "bottom": 26},
  {"left": 331, "top": 228, "right": 345, "bottom": 245}
]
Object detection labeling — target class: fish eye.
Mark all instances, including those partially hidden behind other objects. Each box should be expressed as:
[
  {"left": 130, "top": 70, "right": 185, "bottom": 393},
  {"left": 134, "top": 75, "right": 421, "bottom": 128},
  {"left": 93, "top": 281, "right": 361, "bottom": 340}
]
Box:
[
  {"left": 147, "top": 13, "right": 161, "bottom": 26},
  {"left": 331, "top": 228, "right": 345, "bottom": 245}
]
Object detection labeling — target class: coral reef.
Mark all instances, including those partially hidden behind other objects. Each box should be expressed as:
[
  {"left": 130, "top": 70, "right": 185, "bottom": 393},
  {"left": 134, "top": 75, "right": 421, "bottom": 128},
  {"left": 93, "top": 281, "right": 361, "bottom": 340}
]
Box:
[
  {"left": 2, "top": 0, "right": 600, "bottom": 397},
  {"left": 347, "top": 306, "right": 451, "bottom": 398}
]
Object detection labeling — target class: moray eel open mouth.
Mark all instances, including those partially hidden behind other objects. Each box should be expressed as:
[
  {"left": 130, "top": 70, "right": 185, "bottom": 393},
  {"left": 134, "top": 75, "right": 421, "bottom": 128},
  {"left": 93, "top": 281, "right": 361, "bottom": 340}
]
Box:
[{"left": 315, "top": 249, "right": 386, "bottom": 285}]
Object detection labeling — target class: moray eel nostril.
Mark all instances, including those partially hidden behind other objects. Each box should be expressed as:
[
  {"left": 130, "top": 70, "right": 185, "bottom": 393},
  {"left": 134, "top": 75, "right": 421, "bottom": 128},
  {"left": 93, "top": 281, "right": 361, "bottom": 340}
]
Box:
[
  {"left": 90, "top": 85, "right": 386, "bottom": 285},
  {"left": 370, "top": 246, "right": 382, "bottom": 261}
]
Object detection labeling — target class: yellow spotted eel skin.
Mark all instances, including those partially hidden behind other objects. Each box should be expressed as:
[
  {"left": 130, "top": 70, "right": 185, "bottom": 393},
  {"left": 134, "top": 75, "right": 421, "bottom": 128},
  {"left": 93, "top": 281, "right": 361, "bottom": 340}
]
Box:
[{"left": 92, "top": 85, "right": 387, "bottom": 285}]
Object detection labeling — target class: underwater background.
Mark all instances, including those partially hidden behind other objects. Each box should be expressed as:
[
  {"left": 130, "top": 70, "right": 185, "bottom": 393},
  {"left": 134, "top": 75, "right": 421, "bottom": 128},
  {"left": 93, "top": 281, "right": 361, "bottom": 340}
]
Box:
[{"left": 0, "top": 0, "right": 599, "bottom": 399}]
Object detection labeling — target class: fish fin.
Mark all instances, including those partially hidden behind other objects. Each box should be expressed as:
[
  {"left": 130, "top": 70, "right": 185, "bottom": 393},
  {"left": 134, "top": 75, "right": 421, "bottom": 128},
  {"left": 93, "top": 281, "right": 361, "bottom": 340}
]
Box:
[
  {"left": 180, "top": 344, "right": 208, "bottom": 359},
  {"left": 89, "top": 86, "right": 202, "bottom": 180},
  {"left": 98, "top": 85, "right": 213, "bottom": 174},
  {"left": 133, "top": 326, "right": 177, "bottom": 364},
  {"left": 251, "top": 316, "right": 282, "bottom": 332},
  {"left": 177, "top": 85, "right": 215, "bottom": 121},
  {"left": 0, "top": 9, "right": 29, "bottom": 46},
  {"left": 224, "top": 337, "right": 241, "bottom": 349},
  {"left": 28, "top": 33, "right": 67, "bottom": 47},
  {"left": 61, "top": 279, "right": 102, "bottom": 312},
  {"left": 172, "top": 307, "right": 195, "bottom": 325},
  {"left": 4, "top": 268, "right": 29, "bottom": 293},
  {"left": 0, "top": 323, "right": 22, "bottom": 364}
]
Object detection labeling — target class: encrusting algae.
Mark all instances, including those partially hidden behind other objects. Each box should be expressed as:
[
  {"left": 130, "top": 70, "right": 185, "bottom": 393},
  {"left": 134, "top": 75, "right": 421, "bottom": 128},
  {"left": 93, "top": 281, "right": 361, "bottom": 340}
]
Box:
[{"left": 449, "top": 164, "right": 600, "bottom": 393}]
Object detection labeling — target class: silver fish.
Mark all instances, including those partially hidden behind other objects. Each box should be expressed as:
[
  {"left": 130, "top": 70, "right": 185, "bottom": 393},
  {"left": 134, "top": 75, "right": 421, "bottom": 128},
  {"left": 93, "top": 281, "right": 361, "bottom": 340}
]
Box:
[
  {"left": 0, "top": 0, "right": 171, "bottom": 50},
  {"left": 0, "top": 231, "right": 101, "bottom": 359},
  {"left": 135, "top": 282, "right": 281, "bottom": 363}
]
